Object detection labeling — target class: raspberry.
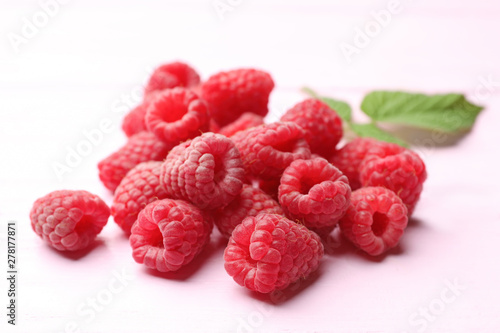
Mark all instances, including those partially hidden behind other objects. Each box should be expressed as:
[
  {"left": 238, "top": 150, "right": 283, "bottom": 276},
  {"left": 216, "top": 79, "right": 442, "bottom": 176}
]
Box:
[
  {"left": 219, "top": 112, "right": 264, "bottom": 137},
  {"left": 161, "top": 133, "right": 245, "bottom": 210},
  {"left": 213, "top": 184, "right": 283, "bottom": 238},
  {"left": 224, "top": 213, "right": 324, "bottom": 293},
  {"left": 111, "top": 162, "right": 169, "bottom": 235},
  {"left": 278, "top": 158, "right": 351, "bottom": 229},
  {"left": 98, "top": 132, "right": 172, "bottom": 192},
  {"left": 144, "top": 62, "right": 200, "bottom": 96},
  {"left": 251, "top": 177, "right": 280, "bottom": 201},
  {"left": 339, "top": 187, "right": 408, "bottom": 256},
  {"left": 359, "top": 142, "right": 427, "bottom": 215},
  {"left": 30, "top": 190, "right": 110, "bottom": 251},
  {"left": 232, "top": 122, "right": 311, "bottom": 180},
  {"left": 329, "top": 138, "right": 378, "bottom": 190},
  {"left": 201, "top": 69, "right": 274, "bottom": 126},
  {"left": 209, "top": 119, "right": 221, "bottom": 133},
  {"left": 281, "top": 99, "right": 343, "bottom": 159},
  {"left": 361, "top": 141, "right": 405, "bottom": 165},
  {"left": 121, "top": 92, "right": 160, "bottom": 137},
  {"left": 309, "top": 225, "right": 336, "bottom": 239},
  {"left": 122, "top": 104, "right": 148, "bottom": 137},
  {"left": 161, "top": 140, "right": 192, "bottom": 201},
  {"left": 130, "top": 199, "right": 212, "bottom": 272},
  {"left": 145, "top": 88, "right": 210, "bottom": 145}
]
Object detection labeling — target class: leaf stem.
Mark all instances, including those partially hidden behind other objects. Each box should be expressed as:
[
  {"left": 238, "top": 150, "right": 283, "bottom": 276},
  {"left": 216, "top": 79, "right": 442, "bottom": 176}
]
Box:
[{"left": 301, "top": 87, "right": 319, "bottom": 98}]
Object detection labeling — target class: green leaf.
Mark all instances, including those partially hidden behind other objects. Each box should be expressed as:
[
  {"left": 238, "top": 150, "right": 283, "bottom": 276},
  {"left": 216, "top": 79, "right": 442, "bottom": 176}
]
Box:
[
  {"left": 301, "top": 87, "right": 352, "bottom": 122},
  {"left": 361, "top": 91, "right": 484, "bottom": 132},
  {"left": 319, "top": 97, "right": 352, "bottom": 122},
  {"left": 350, "top": 123, "right": 408, "bottom": 147}
]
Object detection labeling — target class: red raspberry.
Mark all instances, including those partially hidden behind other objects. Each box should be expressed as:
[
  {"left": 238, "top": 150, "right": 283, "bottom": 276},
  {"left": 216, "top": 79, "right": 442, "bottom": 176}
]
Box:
[
  {"left": 278, "top": 158, "right": 351, "bottom": 229},
  {"left": 122, "top": 104, "right": 148, "bottom": 137},
  {"left": 309, "top": 225, "right": 336, "bottom": 239},
  {"left": 121, "top": 92, "right": 161, "bottom": 138},
  {"left": 145, "top": 88, "right": 210, "bottom": 145},
  {"left": 209, "top": 119, "right": 221, "bottom": 133},
  {"left": 224, "top": 213, "right": 324, "bottom": 293},
  {"left": 251, "top": 177, "right": 280, "bottom": 201},
  {"left": 30, "top": 190, "right": 110, "bottom": 251},
  {"left": 310, "top": 153, "right": 324, "bottom": 159},
  {"left": 339, "top": 187, "right": 408, "bottom": 256},
  {"left": 201, "top": 69, "right": 274, "bottom": 126},
  {"left": 98, "top": 132, "right": 172, "bottom": 192},
  {"left": 219, "top": 112, "right": 264, "bottom": 137},
  {"left": 359, "top": 142, "right": 427, "bottom": 215},
  {"left": 144, "top": 62, "right": 200, "bottom": 96},
  {"left": 130, "top": 199, "right": 212, "bottom": 272},
  {"left": 360, "top": 141, "right": 407, "bottom": 166},
  {"left": 281, "top": 99, "right": 343, "bottom": 159},
  {"left": 161, "top": 140, "right": 192, "bottom": 201},
  {"left": 329, "top": 138, "right": 377, "bottom": 190},
  {"left": 213, "top": 184, "right": 283, "bottom": 238},
  {"left": 111, "top": 162, "right": 169, "bottom": 235},
  {"left": 161, "top": 133, "right": 245, "bottom": 210},
  {"left": 232, "top": 122, "right": 311, "bottom": 180}
]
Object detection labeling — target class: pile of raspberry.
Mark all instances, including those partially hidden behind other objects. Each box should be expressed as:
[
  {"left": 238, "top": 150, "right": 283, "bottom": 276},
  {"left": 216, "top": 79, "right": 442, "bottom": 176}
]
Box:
[{"left": 30, "top": 61, "right": 427, "bottom": 295}]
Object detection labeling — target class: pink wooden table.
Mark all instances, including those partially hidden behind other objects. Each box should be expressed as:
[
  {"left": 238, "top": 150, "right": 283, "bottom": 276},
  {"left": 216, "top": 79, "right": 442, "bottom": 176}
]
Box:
[{"left": 1, "top": 0, "right": 499, "bottom": 332}]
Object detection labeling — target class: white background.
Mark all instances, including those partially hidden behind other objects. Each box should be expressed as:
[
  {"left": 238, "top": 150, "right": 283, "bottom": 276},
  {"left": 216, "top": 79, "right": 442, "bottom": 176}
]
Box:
[{"left": 1, "top": 0, "right": 500, "bottom": 332}]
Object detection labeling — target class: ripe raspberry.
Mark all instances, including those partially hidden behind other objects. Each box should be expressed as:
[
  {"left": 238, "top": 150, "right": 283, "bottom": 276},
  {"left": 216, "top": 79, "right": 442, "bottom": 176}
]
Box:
[
  {"left": 161, "top": 133, "right": 245, "bottom": 210},
  {"left": 232, "top": 122, "right": 311, "bottom": 180},
  {"left": 219, "top": 112, "right": 264, "bottom": 137},
  {"left": 209, "top": 119, "right": 221, "bottom": 133},
  {"left": 145, "top": 62, "right": 200, "bottom": 96},
  {"left": 98, "top": 132, "right": 172, "bottom": 192},
  {"left": 201, "top": 69, "right": 274, "bottom": 126},
  {"left": 161, "top": 140, "right": 192, "bottom": 201},
  {"left": 30, "top": 190, "right": 110, "bottom": 251},
  {"left": 329, "top": 138, "right": 378, "bottom": 190},
  {"left": 213, "top": 184, "right": 283, "bottom": 238},
  {"left": 251, "top": 177, "right": 280, "bottom": 201},
  {"left": 359, "top": 142, "right": 427, "bottom": 215},
  {"left": 145, "top": 88, "right": 210, "bottom": 145},
  {"left": 122, "top": 104, "right": 148, "bottom": 137},
  {"left": 111, "top": 162, "right": 169, "bottom": 235},
  {"left": 361, "top": 141, "right": 405, "bottom": 165},
  {"left": 309, "top": 225, "right": 336, "bottom": 239},
  {"left": 339, "top": 187, "right": 408, "bottom": 256},
  {"left": 130, "top": 199, "right": 212, "bottom": 272},
  {"left": 281, "top": 99, "right": 343, "bottom": 159},
  {"left": 121, "top": 93, "right": 160, "bottom": 137},
  {"left": 279, "top": 158, "right": 351, "bottom": 229},
  {"left": 224, "top": 214, "right": 323, "bottom": 293}
]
